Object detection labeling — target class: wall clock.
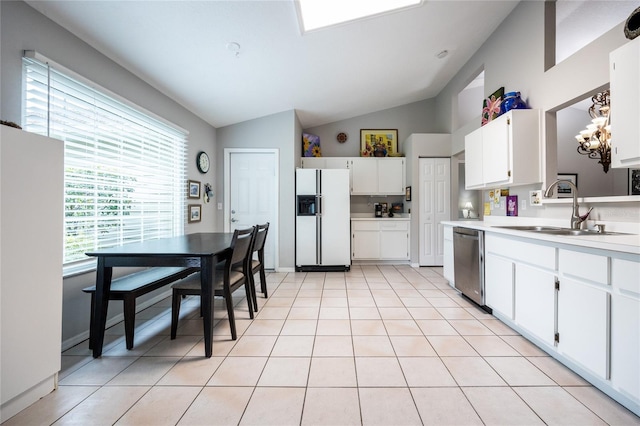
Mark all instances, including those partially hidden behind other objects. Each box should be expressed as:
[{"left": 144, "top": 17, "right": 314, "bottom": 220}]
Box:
[
  {"left": 336, "top": 132, "right": 348, "bottom": 143},
  {"left": 196, "top": 151, "right": 210, "bottom": 174}
]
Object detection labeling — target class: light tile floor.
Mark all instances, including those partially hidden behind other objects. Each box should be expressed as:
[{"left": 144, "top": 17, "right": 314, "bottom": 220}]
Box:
[{"left": 4, "top": 265, "right": 640, "bottom": 425}]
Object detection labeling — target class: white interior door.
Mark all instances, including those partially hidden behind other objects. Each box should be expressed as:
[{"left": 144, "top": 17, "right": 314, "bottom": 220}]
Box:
[
  {"left": 225, "top": 149, "right": 277, "bottom": 270},
  {"left": 419, "top": 157, "right": 450, "bottom": 266}
]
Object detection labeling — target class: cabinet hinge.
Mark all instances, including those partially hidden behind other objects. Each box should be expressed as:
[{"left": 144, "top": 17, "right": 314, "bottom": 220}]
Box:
[
  {"left": 555, "top": 278, "right": 560, "bottom": 291},
  {"left": 507, "top": 118, "right": 511, "bottom": 125},
  {"left": 554, "top": 332, "right": 560, "bottom": 343},
  {"left": 507, "top": 170, "right": 511, "bottom": 177}
]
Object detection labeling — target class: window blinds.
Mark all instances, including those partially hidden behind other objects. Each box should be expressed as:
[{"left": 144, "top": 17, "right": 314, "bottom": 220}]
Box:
[{"left": 22, "top": 54, "right": 188, "bottom": 266}]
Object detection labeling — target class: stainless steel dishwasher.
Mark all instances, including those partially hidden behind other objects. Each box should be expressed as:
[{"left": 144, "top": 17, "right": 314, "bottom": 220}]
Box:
[{"left": 453, "top": 227, "right": 485, "bottom": 306}]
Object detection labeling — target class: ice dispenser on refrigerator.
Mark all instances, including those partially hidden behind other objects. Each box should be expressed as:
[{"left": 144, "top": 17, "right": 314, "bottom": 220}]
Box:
[{"left": 297, "top": 195, "right": 316, "bottom": 215}]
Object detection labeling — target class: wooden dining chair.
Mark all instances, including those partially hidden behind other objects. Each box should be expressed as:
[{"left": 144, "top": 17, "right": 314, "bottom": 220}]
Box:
[
  {"left": 170, "top": 226, "right": 255, "bottom": 340},
  {"left": 245, "top": 222, "right": 270, "bottom": 312}
]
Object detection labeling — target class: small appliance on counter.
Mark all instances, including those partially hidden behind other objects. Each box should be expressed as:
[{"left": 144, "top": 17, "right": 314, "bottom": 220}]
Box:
[
  {"left": 374, "top": 203, "right": 383, "bottom": 217},
  {"left": 391, "top": 203, "right": 404, "bottom": 214}
]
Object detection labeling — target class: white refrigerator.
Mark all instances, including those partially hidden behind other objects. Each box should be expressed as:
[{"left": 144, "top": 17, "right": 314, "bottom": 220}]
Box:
[{"left": 295, "top": 168, "right": 351, "bottom": 271}]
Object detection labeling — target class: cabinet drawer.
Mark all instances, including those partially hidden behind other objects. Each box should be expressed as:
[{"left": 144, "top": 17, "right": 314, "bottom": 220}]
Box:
[
  {"left": 380, "top": 221, "right": 409, "bottom": 231},
  {"left": 560, "top": 249, "right": 609, "bottom": 285},
  {"left": 485, "top": 234, "right": 555, "bottom": 270},
  {"left": 612, "top": 258, "right": 640, "bottom": 295},
  {"left": 352, "top": 221, "right": 380, "bottom": 231}
]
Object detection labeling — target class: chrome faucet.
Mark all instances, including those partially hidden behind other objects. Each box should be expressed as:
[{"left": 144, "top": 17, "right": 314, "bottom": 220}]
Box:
[{"left": 544, "top": 180, "right": 593, "bottom": 230}]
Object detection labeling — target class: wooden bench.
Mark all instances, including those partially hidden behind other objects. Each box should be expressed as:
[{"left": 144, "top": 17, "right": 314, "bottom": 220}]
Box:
[{"left": 83, "top": 266, "right": 198, "bottom": 350}]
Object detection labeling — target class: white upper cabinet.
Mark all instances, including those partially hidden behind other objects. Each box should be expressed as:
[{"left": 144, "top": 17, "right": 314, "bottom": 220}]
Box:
[
  {"left": 301, "top": 157, "right": 405, "bottom": 195},
  {"left": 300, "top": 157, "right": 349, "bottom": 169},
  {"left": 464, "top": 127, "right": 484, "bottom": 188},
  {"left": 377, "top": 158, "right": 405, "bottom": 194},
  {"left": 610, "top": 37, "right": 640, "bottom": 168},
  {"left": 350, "top": 157, "right": 405, "bottom": 195},
  {"left": 350, "top": 158, "right": 378, "bottom": 194},
  {"left": 464, "top": 109, "right": 542, "bottom": 189}
]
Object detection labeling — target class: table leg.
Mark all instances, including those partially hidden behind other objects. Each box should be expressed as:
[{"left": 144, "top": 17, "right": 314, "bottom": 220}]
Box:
[
  {"left": 200, "top": 256, "right": 214, "bottom": 357},
  {"left": 92, "top": 257, "right": 113, "bottom": 358}
]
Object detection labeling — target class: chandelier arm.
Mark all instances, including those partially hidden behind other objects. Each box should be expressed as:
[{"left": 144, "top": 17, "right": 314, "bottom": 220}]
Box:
[{"left": 575, "top": 89, "right": 611, "bottom": 173}]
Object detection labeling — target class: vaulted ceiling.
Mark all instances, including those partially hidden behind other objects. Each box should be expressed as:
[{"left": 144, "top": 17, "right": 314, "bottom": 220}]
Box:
[{"left": 25, "top": 1, "right": 521, "bottom": 128}]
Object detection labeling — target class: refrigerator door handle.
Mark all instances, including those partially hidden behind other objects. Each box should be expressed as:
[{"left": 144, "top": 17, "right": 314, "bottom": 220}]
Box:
[{"left": 317, "top": 214, "right": 322, "bottom": 265}]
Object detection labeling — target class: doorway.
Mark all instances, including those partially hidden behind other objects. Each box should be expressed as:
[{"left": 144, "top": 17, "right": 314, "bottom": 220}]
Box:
[
  {"left": 419, "top": 157, "right": 451, "bottom": 266},
  {"left": 224, "top": 149, "right": 278, "bottom": 270}
]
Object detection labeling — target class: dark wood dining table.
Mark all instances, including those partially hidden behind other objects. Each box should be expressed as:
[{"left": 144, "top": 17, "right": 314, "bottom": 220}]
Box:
[{"left": 85, "top": 232, "right": 234, "bottom": 358}]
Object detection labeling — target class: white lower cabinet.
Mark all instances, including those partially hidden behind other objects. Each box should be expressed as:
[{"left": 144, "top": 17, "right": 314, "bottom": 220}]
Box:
[
  {"left": 515, "top": 263, "right": 556, "bottom": 347},
  {"left": 485, "top": 253, "right": 514, "bottom": 319},
  {"left": 351, "top": 221, "right": 380, "bottom": 260},
  {"left": 474, "top": 229, "right": 639, "bottom": 416},
  {"left": 352, "top": 220, "right": 409, "bottom": 261},
  {"left": 557, "top": 249, "right": 610, "bottom": 380},
  {"left": 484, "top": 234, "right": 556, "bottom": 327},
  {"left": 611, "top": 257, "right": 640, "bottom": 403},
  {"left": 557, "top": 276, "right": 610, "bottom": 379},
  {"left": 443, "top": 225, "right": 454, "bottom": 285},
  {"left": 380, "top": 221, "right": 410, "bottom": 260}
]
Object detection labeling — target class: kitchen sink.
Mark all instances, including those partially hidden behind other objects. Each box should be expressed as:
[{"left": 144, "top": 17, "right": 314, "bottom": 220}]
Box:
[
  {"left": 538, "top": 229, "right": 624, "bottom": 236},
  {"left": 494, "top": 225, "right": 563, "bottom": 232},
  {"left": 494, "top": 225, "right": 624, "bottom": 236}
]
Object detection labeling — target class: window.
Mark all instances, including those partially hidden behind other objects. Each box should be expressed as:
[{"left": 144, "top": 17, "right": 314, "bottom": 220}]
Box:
[
  {"left": 22, "top": 53, "right": 188, "bottom": 272},
  {"left": 296, "top": 0, "right": 421, "bottom": 32}
]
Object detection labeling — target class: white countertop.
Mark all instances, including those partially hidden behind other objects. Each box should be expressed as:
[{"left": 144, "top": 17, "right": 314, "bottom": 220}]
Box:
[
  {"left": 351, "top": 213, "right": 410, "bottom": 221},
  {"left": 443, "top": 220, "right": 640, "bottom": 256}
]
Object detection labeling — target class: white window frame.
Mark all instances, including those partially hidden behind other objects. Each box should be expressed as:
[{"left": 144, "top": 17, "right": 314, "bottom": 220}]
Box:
[{"left": 22, "top": 51, "right": 188, "bottom": 276}]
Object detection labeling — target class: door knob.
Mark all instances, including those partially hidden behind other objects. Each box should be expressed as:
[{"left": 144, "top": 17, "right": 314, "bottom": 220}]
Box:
[{"left": 231, "top": 209, "right": 236, "bottom": 214}]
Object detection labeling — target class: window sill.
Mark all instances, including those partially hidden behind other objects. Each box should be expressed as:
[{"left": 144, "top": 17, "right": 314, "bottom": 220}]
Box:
[{"left": 63, "top": 260, "right": 96, "bottom": 279}]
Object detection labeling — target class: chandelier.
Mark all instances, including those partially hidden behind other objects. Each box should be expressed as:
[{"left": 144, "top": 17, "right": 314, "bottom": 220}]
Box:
[{"left": 574, "top": 90, "right": 611, "bottom": 173}]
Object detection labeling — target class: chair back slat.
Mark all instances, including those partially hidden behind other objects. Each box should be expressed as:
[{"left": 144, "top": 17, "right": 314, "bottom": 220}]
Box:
[
  {"left": 228, "top": 227, "right": 254, "bottom": 269},
  {"left": 253, "top": 222, "right": 269, "bottom": 254}
]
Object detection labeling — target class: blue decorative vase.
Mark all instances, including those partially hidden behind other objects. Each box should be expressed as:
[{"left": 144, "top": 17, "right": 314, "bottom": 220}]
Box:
[{"left": 501, "top": 91, "right": 527, "bottom": 114}]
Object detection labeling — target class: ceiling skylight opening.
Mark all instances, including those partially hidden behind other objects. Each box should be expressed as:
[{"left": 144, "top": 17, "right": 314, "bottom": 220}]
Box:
[{"left": 297, "top": 0, "right": 423, "bottom": 32}]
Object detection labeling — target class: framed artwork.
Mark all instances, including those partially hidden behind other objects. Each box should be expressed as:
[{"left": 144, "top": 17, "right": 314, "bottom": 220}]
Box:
[
  {"left": 302, "top": 133, "right": 321, "bottom": 157},
  {"left": 360, "top": 129, "right": 398, "bottom": 157},
  {"left": 556, "top": 173, "right": 578, "bottom": 198},
  {"left": 188, "top": 180, "right": 201, "bottom": 199},
  {"left": 405, "top": 186, "right": 412, "bottom": 201},
  {"left": 630, "top": 169, "right": 640, "bottom": 195},
  {"left": 481, "top": 86, "right": 504, "bottom": 126},
  {"left": 188, "top": 204, "right": 202, "bottom": 223}
]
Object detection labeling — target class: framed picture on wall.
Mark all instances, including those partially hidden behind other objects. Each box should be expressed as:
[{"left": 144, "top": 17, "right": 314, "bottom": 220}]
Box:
[
  {"left": 188, "top": 180, "right": 200, "bottom": 199},
  {"left": 556, "top": 173, "right": 578, "bottom": 198},
  {"left": 188, "top": 204, "right": 201, "bottom": 223},
  {"left": 630, "top": 169, "right": 640, "bottom": 195},
  {"left": 360, "top": 129, "right": 398, "bottom": 157}
]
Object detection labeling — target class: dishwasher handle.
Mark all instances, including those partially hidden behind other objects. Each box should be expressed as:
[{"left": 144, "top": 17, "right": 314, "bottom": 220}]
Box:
[{"left": 453, "top": 227, "right": 479, "bottom": 238}]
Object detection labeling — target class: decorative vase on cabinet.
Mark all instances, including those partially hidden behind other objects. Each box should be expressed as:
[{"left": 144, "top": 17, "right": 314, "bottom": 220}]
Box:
[{"left": 500, "top": 91, "right": 527, "bottom": 114}]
